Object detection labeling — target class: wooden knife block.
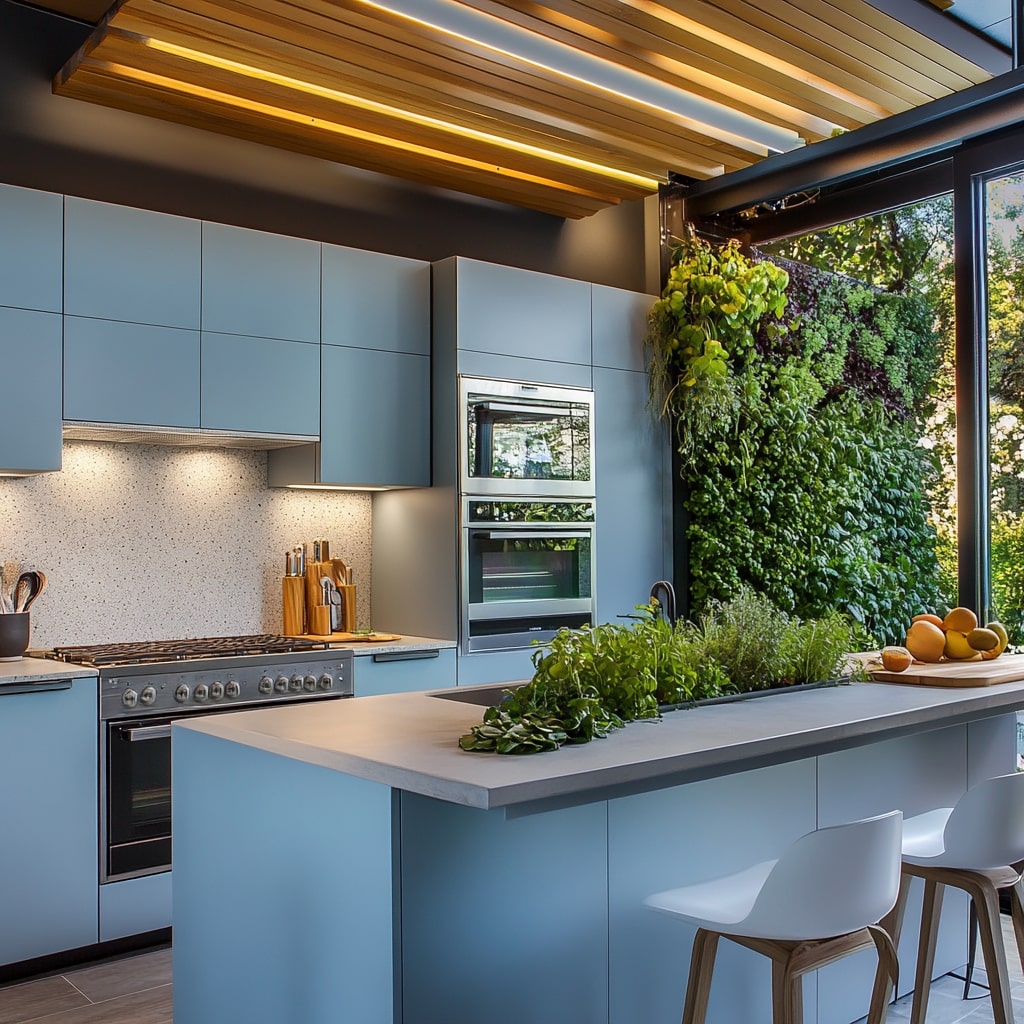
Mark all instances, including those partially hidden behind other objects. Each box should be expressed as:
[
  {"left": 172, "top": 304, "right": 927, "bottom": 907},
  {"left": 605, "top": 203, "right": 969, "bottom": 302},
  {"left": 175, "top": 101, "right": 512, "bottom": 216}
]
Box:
[
  {"left": 281, "top": 576, "right": 306, "bottom": 636},
  {"left": 301, "top": 560, "right": 357, "bottom": 634}
]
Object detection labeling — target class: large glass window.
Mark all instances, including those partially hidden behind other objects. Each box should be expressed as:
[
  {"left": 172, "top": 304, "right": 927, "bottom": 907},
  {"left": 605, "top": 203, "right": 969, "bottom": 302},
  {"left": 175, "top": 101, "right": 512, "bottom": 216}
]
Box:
[{"left": 985, "top": 172, "right": 1024, "bottom": 642}]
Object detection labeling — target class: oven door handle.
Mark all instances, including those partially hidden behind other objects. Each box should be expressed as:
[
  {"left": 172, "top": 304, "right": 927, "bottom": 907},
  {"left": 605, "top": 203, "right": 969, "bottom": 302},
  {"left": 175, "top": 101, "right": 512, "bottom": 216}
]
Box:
[
  {"left": 479, "top": 530, "right": 591, "bottom": 540},
  {"left": 120, "top": 723, "right": 173, "bottom": 742}
]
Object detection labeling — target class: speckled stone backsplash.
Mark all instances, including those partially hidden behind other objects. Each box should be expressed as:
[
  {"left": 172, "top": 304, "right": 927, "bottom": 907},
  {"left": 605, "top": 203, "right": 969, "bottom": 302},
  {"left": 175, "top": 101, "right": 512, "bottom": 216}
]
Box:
[{"left": 0, "top": 441, "right": 372, "bottom": 648}]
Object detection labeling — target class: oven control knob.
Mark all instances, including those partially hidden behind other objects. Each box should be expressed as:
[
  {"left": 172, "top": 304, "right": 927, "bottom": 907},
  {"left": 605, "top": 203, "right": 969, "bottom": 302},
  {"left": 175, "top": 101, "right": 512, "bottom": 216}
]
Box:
[
  {"left": 319, "top": 674, "right": 334, "bottom": 691},
  {"left": 258, "top": 676, "right": 273, "bottom": 694},
  {"left": 289, "top": 674, "right": 303, "bottom": 692},
  {"left": 303, "top": 674, "right": 317, "bottom": 692},
  {"left": 274, "top": 675, "right": 289, "bottom": 693},
  {"left": 175, "top": 684, "right": 190, "bottom": 703},
  {"left": 225, "top": 680, "right": 241, "bottom": 698},
  {"left": 209, "top": 681, "right": 225, "bottom": 700},
  {"left": 140, "top": 685, "right": 157, "bottom": 706},
  {"left": 122, "top": 688, "right": 139, "bottom": 708},
  {"left": 193, "top": 684, "right": 209, "bottom": 702}
]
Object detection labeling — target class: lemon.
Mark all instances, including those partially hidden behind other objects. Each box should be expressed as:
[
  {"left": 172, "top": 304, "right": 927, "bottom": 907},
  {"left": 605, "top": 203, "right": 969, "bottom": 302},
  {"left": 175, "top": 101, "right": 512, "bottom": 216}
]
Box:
[{"left": 943, "top": 630, "right": 978, "bottom": 660}]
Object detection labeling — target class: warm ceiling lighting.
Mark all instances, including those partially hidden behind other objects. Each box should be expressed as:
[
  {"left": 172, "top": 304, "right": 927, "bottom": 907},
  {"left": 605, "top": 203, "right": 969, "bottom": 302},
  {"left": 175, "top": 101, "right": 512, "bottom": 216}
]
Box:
[
  {"left": 356, "top": 0, "right": 804, "bottom": 156},
  {"left": 141, "top": 39, "right": 664, "bottom": 190}
]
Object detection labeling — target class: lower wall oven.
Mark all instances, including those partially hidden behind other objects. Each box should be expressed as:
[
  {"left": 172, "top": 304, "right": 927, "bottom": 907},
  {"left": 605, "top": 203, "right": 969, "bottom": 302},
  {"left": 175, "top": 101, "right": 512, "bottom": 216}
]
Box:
[{"left": 461, "top": 497, "right": 596, "bottom": 654}]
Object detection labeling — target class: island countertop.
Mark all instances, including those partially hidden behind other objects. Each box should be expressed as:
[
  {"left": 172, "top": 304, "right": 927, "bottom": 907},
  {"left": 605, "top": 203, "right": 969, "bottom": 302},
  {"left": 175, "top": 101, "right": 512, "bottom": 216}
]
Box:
[{"left": 175, "top": 674, "right": 1024, "bottom": 811}]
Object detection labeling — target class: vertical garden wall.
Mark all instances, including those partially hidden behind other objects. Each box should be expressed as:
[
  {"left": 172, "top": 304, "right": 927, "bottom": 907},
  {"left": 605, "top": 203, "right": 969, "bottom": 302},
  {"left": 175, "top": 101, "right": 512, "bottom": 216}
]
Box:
[{"left": 647, "top": 224, "right": 947, "bottom": 647}]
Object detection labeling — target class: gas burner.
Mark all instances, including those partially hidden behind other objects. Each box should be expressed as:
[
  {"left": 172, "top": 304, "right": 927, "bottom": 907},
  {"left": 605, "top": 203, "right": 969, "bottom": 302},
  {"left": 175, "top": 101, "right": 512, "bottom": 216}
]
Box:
[{"left": 46, "top": 634, "right": 328, "bottom": 667}]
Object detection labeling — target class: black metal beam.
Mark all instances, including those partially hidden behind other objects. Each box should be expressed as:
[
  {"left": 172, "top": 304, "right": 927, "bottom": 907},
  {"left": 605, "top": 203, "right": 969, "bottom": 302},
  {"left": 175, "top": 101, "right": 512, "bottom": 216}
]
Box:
[{"left": 681, "top": 69, "right": 1024, "bottom": 221}]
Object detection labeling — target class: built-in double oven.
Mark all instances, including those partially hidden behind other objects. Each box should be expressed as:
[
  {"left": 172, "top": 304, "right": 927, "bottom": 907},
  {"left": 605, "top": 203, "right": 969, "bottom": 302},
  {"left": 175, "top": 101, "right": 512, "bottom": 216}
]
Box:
[{"left": 459, "top": 377, "right": 597, "bottom": 654}]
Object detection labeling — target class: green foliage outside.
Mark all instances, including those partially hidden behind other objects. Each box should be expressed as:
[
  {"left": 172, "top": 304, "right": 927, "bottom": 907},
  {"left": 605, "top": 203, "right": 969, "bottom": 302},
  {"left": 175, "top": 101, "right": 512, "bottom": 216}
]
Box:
[{"left": 648, "top": 215, "right": 948, "bottom": 646}]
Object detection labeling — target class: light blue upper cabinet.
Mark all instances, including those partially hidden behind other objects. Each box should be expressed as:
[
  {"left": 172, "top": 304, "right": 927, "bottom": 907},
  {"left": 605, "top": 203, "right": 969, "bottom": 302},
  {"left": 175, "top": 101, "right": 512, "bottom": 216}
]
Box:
[
  {"left": 200, "top": 332, "right": 319, "bottom": 436},
  {"left": 436, "top": 256, "right": 592, "bottom": 371},
  {"left": 202, "top": 223, "right": 321, "bottom": 343},
  {"left": 64, "top": 197, "right": 201, "bottom": 329},
  {"left": 322, "top": 244, "right": 429, "bottom": 355},
  {"left": 0, "top": 183, "right": 62, "bottom": 313},
  {"left": 0, "top": 307, "right": 62, "bottom": 473},
  {"left": 318, "top": 345, "right": 430, "bottom": 486},
  {"left": 64, "top": 316, "right": 201, "bottom": 428},
  {"left": 593, "top": 287, "right": 670, "bottom": 624},
  {"left": 592, "top": 284, "right": 655, "bottom": 373}
]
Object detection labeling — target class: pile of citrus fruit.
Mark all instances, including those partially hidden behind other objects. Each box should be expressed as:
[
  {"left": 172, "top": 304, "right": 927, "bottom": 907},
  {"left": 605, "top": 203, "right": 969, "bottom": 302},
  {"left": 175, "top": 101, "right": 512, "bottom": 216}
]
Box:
[{"left": 880, "top": 609, "right": 1009, "bottom": 672}]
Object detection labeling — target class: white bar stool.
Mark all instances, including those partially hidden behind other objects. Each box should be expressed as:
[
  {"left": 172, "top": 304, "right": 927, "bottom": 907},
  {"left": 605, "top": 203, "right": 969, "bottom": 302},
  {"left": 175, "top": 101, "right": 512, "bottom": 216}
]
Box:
[
  {"left": 871, "top": 772, "right": 1024, "bottom": 1024},
  {"left": 645, "top": 811, "right": 903, "bottom": 1024}
]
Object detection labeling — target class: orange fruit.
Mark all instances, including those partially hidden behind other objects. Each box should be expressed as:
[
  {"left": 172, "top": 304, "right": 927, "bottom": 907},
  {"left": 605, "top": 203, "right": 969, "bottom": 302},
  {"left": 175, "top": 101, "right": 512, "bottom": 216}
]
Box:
[
  {"left": 880, "top": 646, "right": 913, "bottom": 672},
  {"left": 912, "top": 613, "right": 944, "bottom": 628},
  {"left": 942, "top": 607, "right": 978, "bottom": 633},
  {"left": 905, "top": 620, "right": 946, "bottom": 663}
]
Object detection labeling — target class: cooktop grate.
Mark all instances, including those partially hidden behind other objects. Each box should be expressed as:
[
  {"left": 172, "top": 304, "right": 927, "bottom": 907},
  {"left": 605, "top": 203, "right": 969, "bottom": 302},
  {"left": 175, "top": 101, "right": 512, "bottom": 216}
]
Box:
[{"left": 45, "top": 634, "right": 328, "bottom": 667}]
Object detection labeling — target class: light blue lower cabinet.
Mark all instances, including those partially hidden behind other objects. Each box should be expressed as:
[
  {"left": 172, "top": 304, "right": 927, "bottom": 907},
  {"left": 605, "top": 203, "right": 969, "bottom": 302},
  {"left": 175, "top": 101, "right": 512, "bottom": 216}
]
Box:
[
  {"left": 200, "top": 332, "right": 320, "bottom": 436},
  {"left": 100, "top": 872, "right": 172, "bottom": 942},
  {"left": 355, "top": 648, "right": 455, "bottom": 695},
  {"left": 0, "top": 306, "right": 61, "bottom": 473},
  {"left": 456, "top": 647, "right": 537, "bottom": 687},
  {"left": 0, "top": 678, "right": 98, "bottom": 966},
  {"left": 63, "top": 315, "right": 200, "bottom": 428}
]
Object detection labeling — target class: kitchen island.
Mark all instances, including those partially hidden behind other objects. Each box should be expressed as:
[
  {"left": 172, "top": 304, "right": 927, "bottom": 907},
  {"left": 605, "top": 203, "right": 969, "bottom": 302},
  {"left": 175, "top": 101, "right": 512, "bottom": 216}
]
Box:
[{"left": 172, "top": 676, "right": 1024, "bottom": 1024}]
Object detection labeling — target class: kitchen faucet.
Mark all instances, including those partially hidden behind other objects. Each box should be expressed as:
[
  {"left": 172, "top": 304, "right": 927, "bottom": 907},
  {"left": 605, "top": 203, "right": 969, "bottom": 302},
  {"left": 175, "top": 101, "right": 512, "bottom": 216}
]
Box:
[{"left": 649, "top": 580, "right": 677, "bottom": 625}]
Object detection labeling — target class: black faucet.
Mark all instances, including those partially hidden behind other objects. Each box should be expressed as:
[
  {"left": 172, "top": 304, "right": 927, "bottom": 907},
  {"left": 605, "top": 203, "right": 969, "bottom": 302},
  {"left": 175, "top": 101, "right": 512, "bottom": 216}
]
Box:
[{"left": 649, "top": 580, "right": 677, "bottom": 625}]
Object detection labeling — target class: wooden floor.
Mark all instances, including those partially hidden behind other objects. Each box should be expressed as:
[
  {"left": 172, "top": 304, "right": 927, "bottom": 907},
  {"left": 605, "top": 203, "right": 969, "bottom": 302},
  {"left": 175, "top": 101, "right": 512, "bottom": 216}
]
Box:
[
  {"left": 0, "top": 945, "right": 171, "bottom": 1024},
  {"left": 0, "top": 921, "right": 1019, "bottom": 1024}
]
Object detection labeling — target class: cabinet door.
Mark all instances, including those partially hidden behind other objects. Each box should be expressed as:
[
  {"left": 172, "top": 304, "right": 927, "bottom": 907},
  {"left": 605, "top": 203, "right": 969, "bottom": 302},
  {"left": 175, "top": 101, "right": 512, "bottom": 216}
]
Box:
[
  {"left": 0, "top": 183, "right": 62, "bottom": 313},
  {"left": 0, "top": 307, "right": 62, "bottom": 473},
  {"left": 456, "top": 349, "right": 592, "bottom": 389},
  {"left": 320, "top": 345, "right": 430, "bottom": 486},
  {"left": 355, "top": 648, "right": 455, "bottom": 696},
  {"left": 445, "top": 258, "right": 592, "bottom": 365},
  {"left": 200, "top": 333, "right": 319, "bottom": 436},
  {"left": 322, "top": 245, "right": 429, "bottom": 355},
  {"left": 64, "top": 197, "right": 201, "bottom": 329},
  {"left": 592, "top": 285, "right": 657, "bottom": 372},
  {"left": 0, "top": 679, "right": 98, "bottom": 965},
  {"left": 594, "top": 365, "right": 670, "bottom": 623},
  {"left": 202, "top": 223, "right": 321, "bottom": 343},
  {"left": 64, "top": 316, "right": 200, "bottom": 428}
]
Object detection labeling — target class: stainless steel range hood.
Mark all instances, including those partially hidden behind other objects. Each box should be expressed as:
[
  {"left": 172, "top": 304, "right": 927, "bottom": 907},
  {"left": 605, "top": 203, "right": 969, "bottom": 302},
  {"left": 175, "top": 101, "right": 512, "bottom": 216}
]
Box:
[{"left": 62, "top": 421, "right": 317, "bottom": 451}]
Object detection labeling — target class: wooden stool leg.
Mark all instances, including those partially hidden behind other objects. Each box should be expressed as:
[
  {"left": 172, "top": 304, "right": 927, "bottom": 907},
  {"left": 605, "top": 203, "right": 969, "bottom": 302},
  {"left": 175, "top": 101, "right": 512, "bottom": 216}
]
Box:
[
  {"left": 967, "top": 876, "right": 1016, "bottom": 1024},
  {"left": 910, "top": 879, "right": 944, "bottom": 1024},
  {"left": 866, "top": 924, "right": 899, "bottom": 1024},
  {"left": 770, "top": 955, "right": 789, "bottom": 1024},
  {"left": 681, "top": 928, "right": 719, "bottom": 1024},
  {"left": 1010, "top": 876, "right": 1024, "bottom": 976},
  {"left": 868, "top": 873, "right": 911, "bottom": 1019},
  {"left": 964, "top": 898, "right": 979, "bottom": 998}
]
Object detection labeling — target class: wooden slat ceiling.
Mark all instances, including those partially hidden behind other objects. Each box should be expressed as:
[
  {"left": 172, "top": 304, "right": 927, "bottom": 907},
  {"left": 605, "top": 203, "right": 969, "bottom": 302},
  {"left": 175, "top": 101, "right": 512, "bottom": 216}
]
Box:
[{"left": 50, "top": 0, "right": 993, "bottom": 218}]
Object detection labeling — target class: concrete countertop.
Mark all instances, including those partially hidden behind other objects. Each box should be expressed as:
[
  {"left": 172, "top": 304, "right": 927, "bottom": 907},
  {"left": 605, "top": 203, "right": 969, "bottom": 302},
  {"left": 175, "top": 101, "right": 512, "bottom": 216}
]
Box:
[
  {"left": 176, "top": 676, "right": 1024, "bottom": 812},
  {"left": 0, "top": 655, "right": 98, "bottom": 685}
]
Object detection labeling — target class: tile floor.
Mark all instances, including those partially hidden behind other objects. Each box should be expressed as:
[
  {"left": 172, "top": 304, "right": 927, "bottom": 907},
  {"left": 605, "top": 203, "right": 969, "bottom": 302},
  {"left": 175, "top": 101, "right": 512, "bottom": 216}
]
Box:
[{"left": 0, "top": 923, "right": 1019, "bottom": 1023}]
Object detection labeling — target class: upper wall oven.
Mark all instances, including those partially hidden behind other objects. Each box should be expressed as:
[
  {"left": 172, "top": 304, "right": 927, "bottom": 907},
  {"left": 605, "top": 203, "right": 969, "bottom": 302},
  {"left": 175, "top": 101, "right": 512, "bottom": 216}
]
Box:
[{"left": 460, "top": 377, "right": 594, "bottom": 498}]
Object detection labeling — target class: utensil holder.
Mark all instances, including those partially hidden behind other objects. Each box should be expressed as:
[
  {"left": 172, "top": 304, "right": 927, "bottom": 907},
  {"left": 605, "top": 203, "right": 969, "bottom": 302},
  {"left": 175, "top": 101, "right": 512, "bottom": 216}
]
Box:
[
  {"left": 282, "top": 576, "right": 306, "bottom": 636},
  {"left": 0, "top": 612, "right": 30, "bottom": 662},
  {"left": 309, "top": 605, "right": 332, "bottom": 636}
]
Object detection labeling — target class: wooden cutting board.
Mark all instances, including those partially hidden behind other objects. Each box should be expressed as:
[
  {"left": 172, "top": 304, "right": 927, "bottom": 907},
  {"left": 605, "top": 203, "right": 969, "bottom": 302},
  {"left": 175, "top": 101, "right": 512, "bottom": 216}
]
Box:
[
  {"left": 871, "top": 653, "right": 1024, "bottom": 686},
  {"left": 292, "top": 632, "right": 402, "bottom": 644}
]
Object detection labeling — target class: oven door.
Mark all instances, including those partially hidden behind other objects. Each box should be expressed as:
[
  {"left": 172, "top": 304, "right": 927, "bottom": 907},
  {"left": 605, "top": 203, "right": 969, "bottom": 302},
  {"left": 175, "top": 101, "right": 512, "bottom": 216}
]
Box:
[
  {"left": 460, "top": 377, "right": 594, "bottom": 497},
  {"left": 103, "top": 717, "right": 172, "bottom": 882},
  {"left": 462, "top": 524, "right": 595, "bottom": 653}
]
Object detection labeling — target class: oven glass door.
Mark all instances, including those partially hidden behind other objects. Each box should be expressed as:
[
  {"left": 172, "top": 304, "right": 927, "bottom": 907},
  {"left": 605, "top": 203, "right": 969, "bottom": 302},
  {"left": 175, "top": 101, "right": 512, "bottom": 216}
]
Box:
[
  {"left": 105, "top": 718, "right": 172, "bottom": 880},
  {"left": 464, "top": 525, "right": 594, "bottom": 652},
  {"left": 461, "top": 378, "right": 594, "bottom": 496}
]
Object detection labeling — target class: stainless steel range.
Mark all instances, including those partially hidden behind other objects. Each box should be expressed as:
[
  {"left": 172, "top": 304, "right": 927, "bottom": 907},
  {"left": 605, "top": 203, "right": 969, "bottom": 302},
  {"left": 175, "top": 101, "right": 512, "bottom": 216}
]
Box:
[{"left": 43, "top": 635, "right": 353, "bottom": 883}]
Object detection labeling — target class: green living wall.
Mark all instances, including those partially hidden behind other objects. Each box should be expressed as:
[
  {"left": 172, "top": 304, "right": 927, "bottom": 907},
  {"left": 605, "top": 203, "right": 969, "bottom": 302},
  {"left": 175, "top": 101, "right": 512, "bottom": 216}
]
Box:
[{"left": 647, "top": 237, "right": 942, "bottom": 646}]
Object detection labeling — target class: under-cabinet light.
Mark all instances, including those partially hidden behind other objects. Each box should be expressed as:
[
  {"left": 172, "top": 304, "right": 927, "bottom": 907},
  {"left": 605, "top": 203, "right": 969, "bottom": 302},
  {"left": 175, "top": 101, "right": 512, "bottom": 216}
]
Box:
[
  {"left": 286, "top": 484, "right": 393, "bottom": 492},
  {"left": 139, "top": 41, "right": 667, "bottom": 189},
  {"left": 355, "top": 0, "right": 803, "bottom": 154}
]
